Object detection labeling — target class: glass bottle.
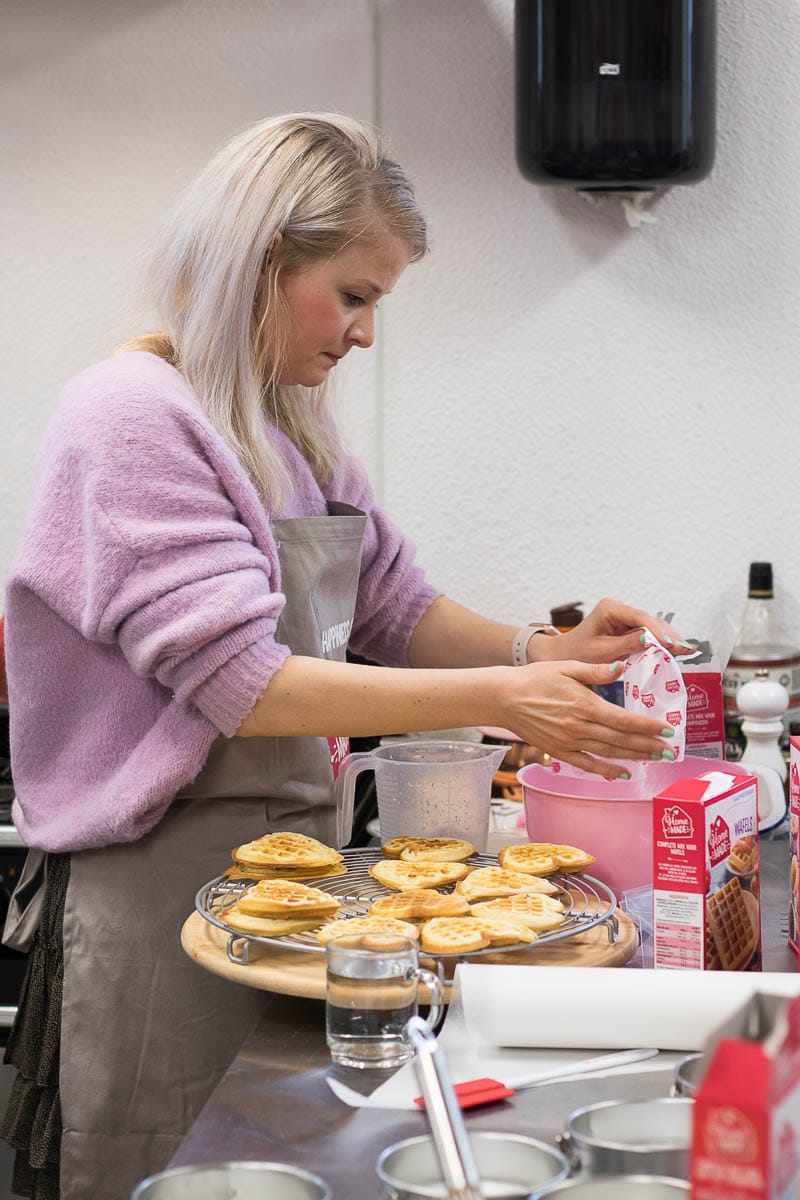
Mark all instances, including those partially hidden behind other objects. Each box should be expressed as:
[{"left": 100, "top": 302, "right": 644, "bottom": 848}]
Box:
[
  {"left": 724, "top": 563, "right": 800, "bottom": 761},
  {"left": 734, "top": 563, "right": 782, "bottom": 654}
]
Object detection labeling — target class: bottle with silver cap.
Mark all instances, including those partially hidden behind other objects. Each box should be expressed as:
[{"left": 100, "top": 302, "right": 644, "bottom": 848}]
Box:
[{"left": 723, "top": 562, "right": 800, "bottom": 761}]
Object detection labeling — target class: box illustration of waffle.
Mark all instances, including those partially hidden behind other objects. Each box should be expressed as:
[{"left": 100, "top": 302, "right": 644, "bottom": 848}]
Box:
[
  {"left": 653, "top": 769, "right": 761, "bottom": 971},
  {"left": 789, "top": 738, "right": 800, "bottom": 954},
  {"left": 690, "top": 991, "right": 800, "bottom": 1200}
]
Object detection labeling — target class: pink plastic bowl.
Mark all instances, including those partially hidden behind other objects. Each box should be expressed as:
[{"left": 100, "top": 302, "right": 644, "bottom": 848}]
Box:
[{"left": 518, "top": 758, "right": 753, "bottom": 901}]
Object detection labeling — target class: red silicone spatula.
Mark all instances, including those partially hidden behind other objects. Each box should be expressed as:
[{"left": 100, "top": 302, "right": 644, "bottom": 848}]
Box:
[{"left": 413, "top": 1047, "right": 659, "bottom": 1110}]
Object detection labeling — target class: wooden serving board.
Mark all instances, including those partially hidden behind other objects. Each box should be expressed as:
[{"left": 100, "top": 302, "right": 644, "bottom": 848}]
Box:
[{"left": 181, "top": 906, "right": 639, "bottom": 1002}]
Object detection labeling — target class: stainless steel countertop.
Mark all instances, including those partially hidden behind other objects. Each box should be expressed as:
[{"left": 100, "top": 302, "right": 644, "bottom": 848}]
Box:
[{"left": 170, "top": 833, "right": 796, "bottom": 1197}]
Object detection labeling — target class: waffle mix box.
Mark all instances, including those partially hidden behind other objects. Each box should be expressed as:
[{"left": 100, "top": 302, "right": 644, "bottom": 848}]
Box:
[
  {"left": 682, "top": 655, "right": 726, "bottom": 760},
  {"left": 653, "top": 769, "right": 761, "bottom": 971},
  {"left": 789, "top": 737, "right": 800, "bottom": 953},
  {"left": 690, "top": 991, "right": 800, "bottom": 1200}
]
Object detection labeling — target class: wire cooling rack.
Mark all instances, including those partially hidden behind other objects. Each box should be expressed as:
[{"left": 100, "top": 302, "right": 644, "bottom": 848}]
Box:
[{"left": 195, "top": 848, "right": 619, "bottom": 970}]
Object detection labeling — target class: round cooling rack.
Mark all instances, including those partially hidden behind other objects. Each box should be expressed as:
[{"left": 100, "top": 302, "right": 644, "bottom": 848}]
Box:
[{"left": 195, "top": 847, "right": 619, "bottom": 969}]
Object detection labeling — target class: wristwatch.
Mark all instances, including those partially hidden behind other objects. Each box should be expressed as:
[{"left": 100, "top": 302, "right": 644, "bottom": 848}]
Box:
[{"left": 511, "top": 623, "right": 560, "bottom": 667}]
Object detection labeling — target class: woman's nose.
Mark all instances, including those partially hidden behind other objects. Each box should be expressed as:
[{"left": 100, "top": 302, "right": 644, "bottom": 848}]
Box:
[{"left": 348, "top": 311, "right": 375, "bottom": 349}]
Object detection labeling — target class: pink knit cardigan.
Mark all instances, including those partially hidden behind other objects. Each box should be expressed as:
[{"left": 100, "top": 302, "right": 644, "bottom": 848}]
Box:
[{"left": 5, "top": 353, "right": 439, "bottom": 850}]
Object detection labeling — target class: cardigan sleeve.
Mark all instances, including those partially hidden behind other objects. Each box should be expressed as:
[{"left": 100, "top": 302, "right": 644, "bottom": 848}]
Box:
[
  {"left": 96, "top": 511, "right": 291, "bottom": 737},
  {"left": 18, "top": 364, "right": 291, "bottom": 738}
]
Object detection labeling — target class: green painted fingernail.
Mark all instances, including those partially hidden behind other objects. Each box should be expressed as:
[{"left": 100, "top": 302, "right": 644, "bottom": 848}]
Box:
[
  {"left": 608, "top": 661, "right": 620, "bottom": 672},
  {"left": 679, "top": 641, "right": 694, "bottom": 649},
  {"left": 662, "top": 748, "right": 675, "bottom": 761},
  {"left": 650, "top": 753, "right": 660, "bottom": 760},
  {"left": 660, "top": 728, "right": 675, "bottom": 737},
  {"left": 619, "top": 771, "right": 631, "bottom": 781},
  {"left": 663, "top": 634, "right": 673, "bottom": 645},
  {"left": 639, "top": 632, "right": 647, "bottom": 645}
]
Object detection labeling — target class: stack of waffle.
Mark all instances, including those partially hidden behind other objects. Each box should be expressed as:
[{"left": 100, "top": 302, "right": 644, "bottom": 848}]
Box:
[{"left": 221, "top": 832, "right": 597, "bottom": 955}]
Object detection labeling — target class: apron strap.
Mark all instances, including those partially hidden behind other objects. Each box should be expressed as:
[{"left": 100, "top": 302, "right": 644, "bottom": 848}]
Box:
[{"left": 3, "top": 847, "right": 47, "bottom": 953}]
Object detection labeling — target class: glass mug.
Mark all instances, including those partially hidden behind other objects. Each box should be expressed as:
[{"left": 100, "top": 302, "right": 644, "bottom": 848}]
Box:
[{"left": 325, "top": 933, "right": 444, "bottom": 1069}]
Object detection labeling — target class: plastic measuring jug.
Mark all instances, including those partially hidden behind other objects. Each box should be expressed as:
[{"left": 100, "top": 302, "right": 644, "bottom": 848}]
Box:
[{"left": 334, "top": 740, "right": 507, "bottom": 852}]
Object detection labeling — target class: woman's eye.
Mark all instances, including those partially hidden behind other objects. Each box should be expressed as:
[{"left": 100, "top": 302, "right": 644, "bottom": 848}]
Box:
[{"left": 343, "top": 292, "right": 366, "bottom": 307}]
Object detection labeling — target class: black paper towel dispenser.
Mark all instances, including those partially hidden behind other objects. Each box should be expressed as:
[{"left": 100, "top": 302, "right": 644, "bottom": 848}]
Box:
[{"left": 515, "top": 0, "right": 716, "bottom": 191}]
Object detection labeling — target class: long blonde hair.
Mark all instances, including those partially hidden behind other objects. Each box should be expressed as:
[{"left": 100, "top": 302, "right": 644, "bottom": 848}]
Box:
[{"left": 121, "top": 113, "right": 427, "bottom": 510}]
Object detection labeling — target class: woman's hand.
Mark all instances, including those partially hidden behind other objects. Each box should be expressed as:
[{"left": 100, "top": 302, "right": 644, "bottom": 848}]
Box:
[
  {"left": 501, "top": 659, "right": 677, "bottom": 779},
  {"left": 527, "top": 597, "right": 693, "bottom": 666}
]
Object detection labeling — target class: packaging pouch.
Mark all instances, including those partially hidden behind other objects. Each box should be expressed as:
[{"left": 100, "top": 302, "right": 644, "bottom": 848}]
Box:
[{"left": 622, "top": 627, "right": 688, "bottom": 760}]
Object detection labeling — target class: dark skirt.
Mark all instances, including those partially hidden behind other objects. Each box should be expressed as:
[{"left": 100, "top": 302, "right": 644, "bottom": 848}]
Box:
[{"left": 1, "top": 853, "right": 69, "bottom": 1200}]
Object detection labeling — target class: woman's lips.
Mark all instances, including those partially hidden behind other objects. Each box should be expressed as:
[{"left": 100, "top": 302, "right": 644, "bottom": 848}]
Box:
[{"left": 322, "top": 352, "right": 340, "bottom": 366}]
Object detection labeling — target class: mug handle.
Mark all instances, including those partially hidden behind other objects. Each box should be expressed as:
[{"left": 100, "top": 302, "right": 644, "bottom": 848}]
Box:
[
  {"left": 416, "top": 967, "right": 445, "bottom": 1032},
  {"left": 333, "top": 751, "right": 375, "bottom": 849}
]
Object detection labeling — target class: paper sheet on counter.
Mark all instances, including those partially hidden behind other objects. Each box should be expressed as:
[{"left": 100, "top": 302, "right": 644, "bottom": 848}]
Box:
[
  {"left": 328, "top": 1047, "right": 676, "bottom": 1109},
  {"left": 328, "top": 974, "right": 679, "bottom": 1110},
  {"left": 458, "top": 963, "right": 800, "bottom": 1051}
]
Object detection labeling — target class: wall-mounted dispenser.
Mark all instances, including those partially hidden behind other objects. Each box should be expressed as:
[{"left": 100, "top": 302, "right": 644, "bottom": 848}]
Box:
[{"left": 515, "top": 0, "right": 716, "bottom": 192}]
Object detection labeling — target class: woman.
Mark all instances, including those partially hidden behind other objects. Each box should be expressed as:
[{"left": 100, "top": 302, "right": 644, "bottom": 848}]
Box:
[{"left": 2, "top": 113, "right": 686, "bottom": 1200}]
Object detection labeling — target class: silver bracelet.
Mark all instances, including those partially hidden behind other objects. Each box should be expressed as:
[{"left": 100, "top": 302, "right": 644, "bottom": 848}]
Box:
[{"left": 511, "top": 623, "right": 560, "bottom": 666}]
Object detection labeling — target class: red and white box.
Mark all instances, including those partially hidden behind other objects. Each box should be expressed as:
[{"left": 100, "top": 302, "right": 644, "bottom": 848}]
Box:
[
  {"left": 682, "top": 655, "right": 726, "bottom": 759},
  {"left": 690, "top": 991, "right": 800, "bottom": 1200},
  {"left": 653, "top": 769, "right": 761, "bottom": 971},
  {"left": 789, "top": 737, "right": 800, "bottom": 954}
]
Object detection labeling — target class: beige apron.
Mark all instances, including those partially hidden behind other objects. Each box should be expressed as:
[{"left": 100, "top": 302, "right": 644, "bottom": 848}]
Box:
[{"left": 55, "top": 501, "right": 367, "bottom": 1200}]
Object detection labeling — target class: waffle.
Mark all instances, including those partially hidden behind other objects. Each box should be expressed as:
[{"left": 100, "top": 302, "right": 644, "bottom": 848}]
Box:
[
  {"left": 222, "top": 904, "right": 328, "bottom": 937},
  {"left": 368, "top": 860, "right": 471, "bottom": 892},
  {"left": 420, "top": 917, "right": 489, "bottom": 955},
  {"left": 394, "top": 837, "right": 475, "bottom": 863},
  {"left": 381, "top": 836, "right": 424, "bottom": 859},
  {"left": 549, "top": 845, "right": 596, "bottom": 874},
  {"left": 727, "top": 836, "right": 759, "bottom": 875},
  {"left": 470, "top": 894, "right": 566, "bottom": 932},
  {"left": 235, "top": 878, "right": 341, "bottom": 918},
  {"left": 232, "top": 832, "right": 342, "bottom": 871},
  {"left": 470, "top": 914, "right": 538, "bottom": 946},
  {"left": 706, "top": 878, "right": 757, "bottom": 971},
  {"left": 456, "top": 866, "right": 561, "bottom": 903},
  {"left": 705, "top": 920, "right": 721, "bottom": 970},
  {"left": 316, "top": 916, "right": 420, "bottom": 945},
  {"left": 369, "top": 889, "right": 470, "bottom": 920},
  {"left": 224, "top": 861, "right": 348, "bottom": 882},
  {"left": 497, "top": 843, "right": 561, "bottom": 876}
]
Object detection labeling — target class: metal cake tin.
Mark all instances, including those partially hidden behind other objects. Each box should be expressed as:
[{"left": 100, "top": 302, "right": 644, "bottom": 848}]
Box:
[
  {"left": 558, "top": 1097, "right": 693, "bottom": 1179},
  {"left": 130, "top": 1160, "right": 332, "bottom": 1199},
  {"left": 376, "top": 1130, "right": 569, "bottom": 1199},
  {"left": 532, "top": 1175, "right": 689, "bottom": 1199}
]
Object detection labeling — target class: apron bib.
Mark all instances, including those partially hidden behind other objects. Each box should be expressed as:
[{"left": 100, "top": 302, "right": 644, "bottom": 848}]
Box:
[{"left": 57, "top": 502, "right": 367, "bottom": 1200}]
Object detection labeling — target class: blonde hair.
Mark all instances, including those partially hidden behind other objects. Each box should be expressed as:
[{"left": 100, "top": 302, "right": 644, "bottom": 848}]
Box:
[{"left": 121, "top": 113, "right": 427, "bottom": 510}]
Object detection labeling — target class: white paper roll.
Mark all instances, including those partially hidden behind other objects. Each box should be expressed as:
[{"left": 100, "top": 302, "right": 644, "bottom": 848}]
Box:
[{"left": 459, "top": 964, "right": 800, "bottom": 1052}]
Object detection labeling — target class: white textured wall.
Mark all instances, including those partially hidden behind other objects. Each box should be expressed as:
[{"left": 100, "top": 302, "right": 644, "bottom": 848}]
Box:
[
  {"left": 380, "top": 0, "right": 800, "bottom": 647},
  {"left": 3, "top": 0, "right": 800, "bottom": 653},
  {"left": 1, "top": 0, "right": 378, "bottom": 570}
]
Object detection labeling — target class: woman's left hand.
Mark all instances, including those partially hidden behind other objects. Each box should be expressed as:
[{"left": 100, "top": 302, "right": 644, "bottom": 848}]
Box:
[{"left": 527, "top": 597, "right": 694, "bottom": 666}]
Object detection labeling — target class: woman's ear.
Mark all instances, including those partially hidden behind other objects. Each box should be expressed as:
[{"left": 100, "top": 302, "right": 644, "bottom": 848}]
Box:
[{"left": 262, "top": 230, "right": 284, "bottom": 274}]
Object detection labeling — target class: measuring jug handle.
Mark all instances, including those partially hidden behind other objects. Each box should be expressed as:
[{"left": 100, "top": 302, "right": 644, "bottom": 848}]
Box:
[{"left": 334, "top": 751, "right": 376, "bottom": 849}]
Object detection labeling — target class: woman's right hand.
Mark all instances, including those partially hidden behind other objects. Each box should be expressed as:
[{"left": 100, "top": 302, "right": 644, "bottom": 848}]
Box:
[{"left": 500, "top": 659, "right": 676, "bottom": 779}]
